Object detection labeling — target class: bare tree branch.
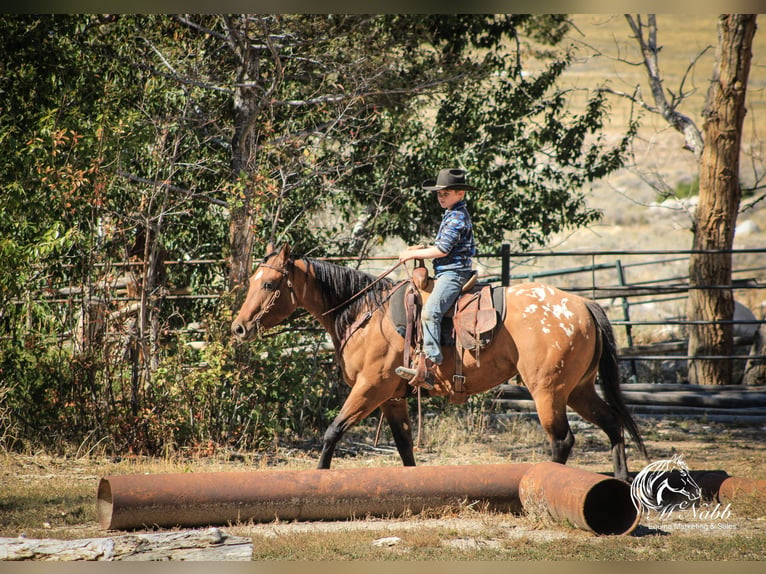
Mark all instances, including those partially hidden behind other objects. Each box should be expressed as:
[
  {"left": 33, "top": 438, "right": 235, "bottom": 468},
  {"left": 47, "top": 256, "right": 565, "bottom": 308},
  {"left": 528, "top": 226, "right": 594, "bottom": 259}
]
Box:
[
  {"left": 624, "top": 14, "right": 705, "bottom": 158},
  {"left": 116, "top": 171, "right": 228, "bottom": 207}
]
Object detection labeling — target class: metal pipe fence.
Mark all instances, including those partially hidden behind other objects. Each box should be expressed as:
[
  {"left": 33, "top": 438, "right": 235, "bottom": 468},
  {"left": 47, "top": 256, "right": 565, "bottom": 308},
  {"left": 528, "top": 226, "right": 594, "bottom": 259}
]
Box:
[
  {"left": 480, "top": 245, "right": 766, "bottom": 365},
  {"left": 11, "top": 246, "right": 766, "bottom": 365}
]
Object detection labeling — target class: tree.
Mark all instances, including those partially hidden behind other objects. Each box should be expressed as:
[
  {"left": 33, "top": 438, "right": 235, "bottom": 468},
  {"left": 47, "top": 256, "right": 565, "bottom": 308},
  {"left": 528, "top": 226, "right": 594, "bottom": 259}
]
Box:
[
  {"left": 0, "top": 15, "right": 234, "bottom": 448},
  {"left": 621, "top": 14, "right": 757, "bottom": 385},
  {"left": 688, "top": 15, "right": 757, "bottom": 385},
  {"left": 135, "top": 15, "right": 636, "bottom": 294}
]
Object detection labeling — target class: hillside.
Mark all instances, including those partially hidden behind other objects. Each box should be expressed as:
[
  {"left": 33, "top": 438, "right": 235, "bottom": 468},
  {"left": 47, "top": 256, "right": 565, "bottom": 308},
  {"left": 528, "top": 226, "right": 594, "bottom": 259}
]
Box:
[{"left": 560, "top": 15, "right": 766, "bottom": 246}]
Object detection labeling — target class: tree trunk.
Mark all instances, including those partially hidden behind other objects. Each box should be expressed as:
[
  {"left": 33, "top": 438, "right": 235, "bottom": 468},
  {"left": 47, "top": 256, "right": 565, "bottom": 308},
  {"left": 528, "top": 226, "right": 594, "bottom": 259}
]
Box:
[
  {"left": 227, "top": 80, "right": 258, "bottom": 301},
  {"left": 225, "top": 17, "right": 260, "bottom": 303},
  {"left": 687, "top": 14, "right": 757, "bottom": 385}
]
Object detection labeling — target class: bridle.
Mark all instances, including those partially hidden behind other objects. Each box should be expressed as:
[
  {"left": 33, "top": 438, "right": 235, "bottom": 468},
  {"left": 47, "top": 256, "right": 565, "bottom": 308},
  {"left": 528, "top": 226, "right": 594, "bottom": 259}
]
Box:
[
  {"left": 250, "top": 256, "right": 297, "bottom": 325},
  {"left": 250, "top": 253, "right": 405, "bottom": 334}
]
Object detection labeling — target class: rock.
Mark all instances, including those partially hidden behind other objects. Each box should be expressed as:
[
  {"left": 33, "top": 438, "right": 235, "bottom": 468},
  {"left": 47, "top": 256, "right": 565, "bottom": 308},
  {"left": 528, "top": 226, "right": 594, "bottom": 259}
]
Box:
[
  {"left": 735, "top": 220, "right": 761, "bottom": 236},
  {"left": 372, "top": 536, "right": 403, "bottom": 547},
  {"left": 734, "top": 301, "right": 759, "bottom": 339}
]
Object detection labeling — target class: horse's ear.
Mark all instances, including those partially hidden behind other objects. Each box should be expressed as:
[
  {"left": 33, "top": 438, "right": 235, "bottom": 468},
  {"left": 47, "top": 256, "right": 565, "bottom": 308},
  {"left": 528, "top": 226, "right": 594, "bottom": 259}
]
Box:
[
  {"left": 279, "top": 243, "right": 291, "bottom": 261},
  {"left": 266, "top": 242, "right": 276, "bottom": 256}
]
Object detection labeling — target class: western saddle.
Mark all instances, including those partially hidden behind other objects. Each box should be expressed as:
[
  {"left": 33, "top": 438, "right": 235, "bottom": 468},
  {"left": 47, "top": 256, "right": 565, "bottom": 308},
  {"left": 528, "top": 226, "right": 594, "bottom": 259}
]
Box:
[{"left": 391, "top": 263, "right": 506, "bottom": 403}]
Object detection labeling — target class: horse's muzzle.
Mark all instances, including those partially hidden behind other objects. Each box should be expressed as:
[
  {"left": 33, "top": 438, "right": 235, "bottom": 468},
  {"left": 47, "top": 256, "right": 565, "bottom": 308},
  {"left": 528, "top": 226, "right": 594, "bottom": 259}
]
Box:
[{"left": 231, "top": 319, "right": 255, "bottom": 341}]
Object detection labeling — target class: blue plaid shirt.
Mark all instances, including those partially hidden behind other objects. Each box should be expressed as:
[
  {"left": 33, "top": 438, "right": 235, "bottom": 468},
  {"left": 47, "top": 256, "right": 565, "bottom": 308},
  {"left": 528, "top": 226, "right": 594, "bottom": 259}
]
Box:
[{"left": 432, "top": 200, "right": 476, "bottom": 274}]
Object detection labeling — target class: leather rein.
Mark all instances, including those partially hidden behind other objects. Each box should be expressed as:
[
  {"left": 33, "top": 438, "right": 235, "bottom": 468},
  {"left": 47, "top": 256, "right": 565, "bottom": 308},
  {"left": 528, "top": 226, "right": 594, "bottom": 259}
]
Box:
[{"left": 258, "top": 255, "right": 408, "bottom": 352}]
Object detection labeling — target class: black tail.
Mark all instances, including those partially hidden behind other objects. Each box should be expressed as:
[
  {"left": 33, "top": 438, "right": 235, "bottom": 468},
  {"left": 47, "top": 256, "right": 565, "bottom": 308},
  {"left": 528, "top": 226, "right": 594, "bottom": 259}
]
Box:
[{"left": 585, "top": 300, "right": 648, "bottom": 459}]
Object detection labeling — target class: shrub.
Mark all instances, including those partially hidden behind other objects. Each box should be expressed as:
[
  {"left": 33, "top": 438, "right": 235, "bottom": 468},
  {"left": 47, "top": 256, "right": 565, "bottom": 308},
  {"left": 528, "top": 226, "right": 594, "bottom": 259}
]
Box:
[{"left": 0, "top": 297, "right": 346, "bottom": 456}]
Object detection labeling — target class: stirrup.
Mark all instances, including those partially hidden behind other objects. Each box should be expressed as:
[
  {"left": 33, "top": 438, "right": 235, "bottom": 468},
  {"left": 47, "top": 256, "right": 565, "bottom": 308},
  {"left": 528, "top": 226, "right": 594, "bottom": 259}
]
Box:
[{"left": 396, "top": 356, "right": 435, "bottom": 390}]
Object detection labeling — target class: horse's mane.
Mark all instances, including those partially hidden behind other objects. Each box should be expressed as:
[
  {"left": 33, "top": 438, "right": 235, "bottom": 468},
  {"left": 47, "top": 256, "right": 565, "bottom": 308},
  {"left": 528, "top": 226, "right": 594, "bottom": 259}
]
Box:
[{"left": 302, "top": 258, "right": 394, "bottom": 342}]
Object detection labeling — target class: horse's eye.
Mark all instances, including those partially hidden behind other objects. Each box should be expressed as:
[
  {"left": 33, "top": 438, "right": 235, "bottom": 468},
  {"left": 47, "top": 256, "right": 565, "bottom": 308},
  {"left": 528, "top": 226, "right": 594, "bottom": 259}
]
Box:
[{"left": 263, "top": 281, "right": 275, "bottom": 291}]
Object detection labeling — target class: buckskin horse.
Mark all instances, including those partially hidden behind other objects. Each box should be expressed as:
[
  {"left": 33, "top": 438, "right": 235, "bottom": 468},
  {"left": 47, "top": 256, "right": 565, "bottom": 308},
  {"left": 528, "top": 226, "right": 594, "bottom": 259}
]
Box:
[{"left": 231, "top": 243, "right": 647, "bottom": 481}]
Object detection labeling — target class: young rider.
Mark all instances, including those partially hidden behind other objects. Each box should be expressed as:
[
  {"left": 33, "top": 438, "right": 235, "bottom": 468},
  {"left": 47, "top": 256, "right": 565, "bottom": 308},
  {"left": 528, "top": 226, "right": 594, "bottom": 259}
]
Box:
[{"left": 398, "top": 168, "right": 477, "bottom": 389}]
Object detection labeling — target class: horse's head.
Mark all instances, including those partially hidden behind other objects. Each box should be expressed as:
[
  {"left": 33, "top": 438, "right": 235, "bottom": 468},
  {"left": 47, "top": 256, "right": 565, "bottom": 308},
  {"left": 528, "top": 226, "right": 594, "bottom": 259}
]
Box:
[{"left": 231, "top": 243, "right": 298, "bottom": 341}]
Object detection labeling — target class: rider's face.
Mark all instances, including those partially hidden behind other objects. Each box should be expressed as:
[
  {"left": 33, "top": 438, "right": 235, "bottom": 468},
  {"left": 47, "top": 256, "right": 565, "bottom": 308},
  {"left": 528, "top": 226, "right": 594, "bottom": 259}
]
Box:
[{"left": 436, "top": 189, "right": 465, "bottom": 209}]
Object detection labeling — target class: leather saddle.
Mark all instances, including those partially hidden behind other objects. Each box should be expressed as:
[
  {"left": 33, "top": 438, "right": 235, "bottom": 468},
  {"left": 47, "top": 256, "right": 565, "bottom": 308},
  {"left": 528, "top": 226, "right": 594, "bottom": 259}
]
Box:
[{"left": 389, "top": 265, "right": 506, "bottom": 360}]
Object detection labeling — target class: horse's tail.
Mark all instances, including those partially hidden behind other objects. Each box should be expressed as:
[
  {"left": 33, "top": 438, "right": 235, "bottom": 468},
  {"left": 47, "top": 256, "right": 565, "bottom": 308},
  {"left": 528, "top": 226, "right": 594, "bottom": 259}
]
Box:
[{"left": 585, "top": 300, "right": 648, "bottom": 459}]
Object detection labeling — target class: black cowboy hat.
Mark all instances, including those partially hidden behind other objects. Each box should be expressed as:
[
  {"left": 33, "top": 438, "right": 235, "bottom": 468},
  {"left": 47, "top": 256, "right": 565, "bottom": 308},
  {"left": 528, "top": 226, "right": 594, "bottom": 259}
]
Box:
[{"left": 422, "top": 168, "right": 477, "bottom": 191}]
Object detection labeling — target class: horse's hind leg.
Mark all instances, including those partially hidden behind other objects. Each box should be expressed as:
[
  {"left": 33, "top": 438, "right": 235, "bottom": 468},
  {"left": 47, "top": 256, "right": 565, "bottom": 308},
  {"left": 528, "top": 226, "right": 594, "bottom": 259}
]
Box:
[
  {"left": 567, "top": 381, "right": 629, "bottom": 481},
  {"left": 380, "top": 398, "right": 416, "bottom": 466}
]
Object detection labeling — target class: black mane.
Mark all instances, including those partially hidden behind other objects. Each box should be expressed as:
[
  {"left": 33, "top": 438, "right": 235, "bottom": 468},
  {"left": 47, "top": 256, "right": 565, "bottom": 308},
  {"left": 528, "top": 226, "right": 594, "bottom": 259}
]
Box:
[{"left": 302, "top": 258, "right": 394, "bottom": 342}]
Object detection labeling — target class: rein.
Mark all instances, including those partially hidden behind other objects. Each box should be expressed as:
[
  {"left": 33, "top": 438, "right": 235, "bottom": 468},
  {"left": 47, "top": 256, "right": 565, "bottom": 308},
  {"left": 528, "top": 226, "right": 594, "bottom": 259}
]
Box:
[
  {"left": 321, "top": 260, "right": 407, "bottom": 317},
  {"left": 337, "top": 278, "right": 408, "bottom": 353}
]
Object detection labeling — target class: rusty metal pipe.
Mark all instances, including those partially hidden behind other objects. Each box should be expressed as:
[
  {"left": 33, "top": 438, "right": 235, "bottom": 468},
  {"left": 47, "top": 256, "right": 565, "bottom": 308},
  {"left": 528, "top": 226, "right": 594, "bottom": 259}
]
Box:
[
  {"left": 686, "top": 471, "right": 765, "bottom": 505},
  {"left": 717, "top": 476, "right": 766, "bottom": 505},
  {"left": 518, "top": 462, "right": 639, "bottom": 536},
  {"left": 98, "top": 463, "right": 533, "bottom": 530}
]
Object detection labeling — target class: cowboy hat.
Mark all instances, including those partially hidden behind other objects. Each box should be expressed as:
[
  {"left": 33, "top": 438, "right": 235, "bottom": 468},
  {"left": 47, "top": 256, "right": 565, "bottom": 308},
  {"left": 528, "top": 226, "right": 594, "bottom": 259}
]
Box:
[{"left": 422, "top": 168, "right": 477, "bottom": 191}]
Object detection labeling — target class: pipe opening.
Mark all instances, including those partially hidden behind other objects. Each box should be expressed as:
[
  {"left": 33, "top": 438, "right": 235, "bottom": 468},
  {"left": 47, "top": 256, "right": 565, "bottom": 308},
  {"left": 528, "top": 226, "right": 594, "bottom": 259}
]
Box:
[
  {"left": 582, "top": 479, "right": 638, "bottom": 535},
  {"left": 97, "top": 478, "right": 114, "bottom": 530}
]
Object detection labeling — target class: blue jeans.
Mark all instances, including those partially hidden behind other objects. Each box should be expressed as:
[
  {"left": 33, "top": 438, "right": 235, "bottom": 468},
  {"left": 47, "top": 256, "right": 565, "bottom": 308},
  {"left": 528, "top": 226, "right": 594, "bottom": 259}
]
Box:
[{"left": 422, "top": 270, "right": 473, "bottom": 365}]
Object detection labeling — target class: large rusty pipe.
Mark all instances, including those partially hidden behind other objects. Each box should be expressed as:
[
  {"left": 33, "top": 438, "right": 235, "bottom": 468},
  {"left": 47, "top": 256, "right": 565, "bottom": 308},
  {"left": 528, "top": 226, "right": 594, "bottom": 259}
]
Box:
[
  {"left": 518, "top": 462, "right": 639, "bottom": 536},
  {"left": 717, "top": 476, "right": 766, "bottom": 505},
  {"left": 98, "top": 463, "right": 533, "bottom": 530},
  {"left": 685, "top": 471, "right": 765, "bottom": 506}
]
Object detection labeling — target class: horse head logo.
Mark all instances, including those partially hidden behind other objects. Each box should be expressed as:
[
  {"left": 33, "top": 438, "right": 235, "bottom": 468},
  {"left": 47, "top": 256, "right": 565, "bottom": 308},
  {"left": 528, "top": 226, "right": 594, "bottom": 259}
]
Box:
[{"left": 631, "top": 454, "right": 701, "bottom": 517}]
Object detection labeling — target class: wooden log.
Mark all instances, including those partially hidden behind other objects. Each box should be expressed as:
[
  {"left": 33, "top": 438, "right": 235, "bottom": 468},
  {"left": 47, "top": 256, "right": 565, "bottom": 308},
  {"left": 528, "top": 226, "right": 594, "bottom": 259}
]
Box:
[
  {"left": 490, "top": 411, "right": 766, "bottom": 424},
  {"left": 489, "top": 399, "right": 537, "bottom": 411},
  {"left": 498, "top": 382, "right": 766, "bottom": 396},
  {"left": 625, "top": 404, "right": 766, "bottom": 417},
  {"left": 492, "top": 384, "right": 766, "bottom": 407},
  {"left": 618, "top": 390, "right": 766, "bottom": 407},
  {"left": 0, "top": 528, "right": 252, "bottom": 561},
  {"left": 617, "top": 383, "right": 766, "bottom": 392}
]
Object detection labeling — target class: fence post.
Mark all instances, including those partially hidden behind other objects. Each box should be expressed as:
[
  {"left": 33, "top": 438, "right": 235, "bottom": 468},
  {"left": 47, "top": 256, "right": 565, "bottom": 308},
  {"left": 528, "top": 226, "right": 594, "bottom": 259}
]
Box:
[
  {"left": 615, "top": 259, "right": 637, "bottom": 380},
  {"left": 501, "top": 243, "right": 511, "bottom": 287}
]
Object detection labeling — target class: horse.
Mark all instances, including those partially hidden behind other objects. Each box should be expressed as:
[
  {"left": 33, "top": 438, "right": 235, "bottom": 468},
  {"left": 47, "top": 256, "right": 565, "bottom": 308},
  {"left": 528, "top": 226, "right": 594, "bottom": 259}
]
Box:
[{"left": 231, "top": 242, "right": 647, "bottom": 481}]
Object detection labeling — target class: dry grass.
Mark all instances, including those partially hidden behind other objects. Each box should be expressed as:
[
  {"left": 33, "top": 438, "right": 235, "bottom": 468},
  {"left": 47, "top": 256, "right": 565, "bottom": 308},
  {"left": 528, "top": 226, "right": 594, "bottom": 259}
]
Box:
[
  {"left": 2, "top": 415, "right": 765, "bottom": 560},
  {"left": 560, "top": 15, "right": 766, "bottom": 233}
]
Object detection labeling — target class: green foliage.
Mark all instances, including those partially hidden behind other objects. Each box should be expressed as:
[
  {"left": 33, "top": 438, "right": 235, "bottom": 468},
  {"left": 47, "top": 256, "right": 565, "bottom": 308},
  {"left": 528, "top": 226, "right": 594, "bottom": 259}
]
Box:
[
  {"left": 146, "top": 313, "right": 341, "bottom": 453},
  {"left": 367, "top": 53, "right": 638, "bottom": 250},
  {"left": 0, "top": 14, "right": 639, "bottom": 455},
  {"left": 665, "top": 177, "right": 700, "bottom": 200}
]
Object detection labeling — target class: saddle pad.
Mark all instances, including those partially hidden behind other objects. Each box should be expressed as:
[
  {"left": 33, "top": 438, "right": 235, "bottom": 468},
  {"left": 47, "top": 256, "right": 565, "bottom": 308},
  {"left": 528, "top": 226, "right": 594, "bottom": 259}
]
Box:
[{"left": 388, "top": 282, "right": 506, "bottom": 346}]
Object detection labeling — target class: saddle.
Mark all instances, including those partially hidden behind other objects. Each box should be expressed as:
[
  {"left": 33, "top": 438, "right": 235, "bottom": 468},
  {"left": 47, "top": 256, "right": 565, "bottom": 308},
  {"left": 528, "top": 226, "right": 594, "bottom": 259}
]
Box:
[{"left": 389, "top": 265, "right": 506, "bottom": 402}]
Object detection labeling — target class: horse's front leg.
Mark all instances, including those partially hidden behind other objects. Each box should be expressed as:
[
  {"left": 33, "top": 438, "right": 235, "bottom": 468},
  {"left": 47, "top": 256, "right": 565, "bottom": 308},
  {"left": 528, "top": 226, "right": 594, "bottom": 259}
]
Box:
[
  {"left": 317, "top": 419, "right": 345, "bottom": 469},
  {"left": 317, "top": 378, "right": 392, "bottom": 469},
  {"left": 380, "top": 397, "right": 415, "bottom": 466}
]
